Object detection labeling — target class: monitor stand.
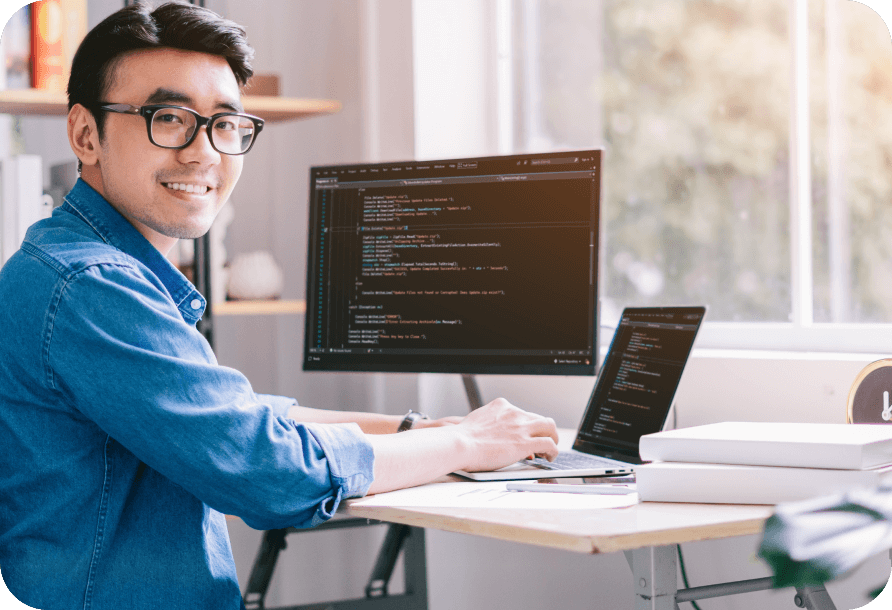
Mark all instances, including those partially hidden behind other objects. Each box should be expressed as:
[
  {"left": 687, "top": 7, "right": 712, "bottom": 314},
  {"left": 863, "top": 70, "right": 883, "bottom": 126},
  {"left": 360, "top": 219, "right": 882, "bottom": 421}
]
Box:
[{"left": 461, "top": 374, "right": 483, "bottom": 411}]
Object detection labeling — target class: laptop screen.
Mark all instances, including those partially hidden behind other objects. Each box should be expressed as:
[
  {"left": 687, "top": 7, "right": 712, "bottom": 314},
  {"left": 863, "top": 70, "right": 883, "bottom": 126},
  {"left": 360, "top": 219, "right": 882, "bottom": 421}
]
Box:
[{"left": 572, "top": 306, "right": 706, "bottom": 464}]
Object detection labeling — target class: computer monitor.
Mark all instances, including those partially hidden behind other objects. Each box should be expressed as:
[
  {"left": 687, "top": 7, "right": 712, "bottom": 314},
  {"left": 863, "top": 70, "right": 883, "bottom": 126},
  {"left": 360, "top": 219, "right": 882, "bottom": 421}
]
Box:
[{"left": 303, "top": 150, "right": 602, "bottom": 375}]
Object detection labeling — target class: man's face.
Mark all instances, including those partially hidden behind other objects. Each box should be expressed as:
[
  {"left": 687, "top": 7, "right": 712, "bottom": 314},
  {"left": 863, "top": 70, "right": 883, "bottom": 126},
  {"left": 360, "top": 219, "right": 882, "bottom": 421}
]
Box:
[{"left": 85, "top": 48, "right": 244, "bottom": 253}]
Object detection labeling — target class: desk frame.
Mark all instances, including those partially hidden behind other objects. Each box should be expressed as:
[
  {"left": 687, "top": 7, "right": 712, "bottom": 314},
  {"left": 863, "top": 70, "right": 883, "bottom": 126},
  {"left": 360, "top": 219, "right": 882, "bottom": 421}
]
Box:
[
  {"left": 243, "top": 517, "right": 428, "bottom": 610},
  {"left": 625, "top": 545, "right": 838, "bottom": 610},
  {"left": 347, "top": 496, "right": 853, "bottom": 610}
]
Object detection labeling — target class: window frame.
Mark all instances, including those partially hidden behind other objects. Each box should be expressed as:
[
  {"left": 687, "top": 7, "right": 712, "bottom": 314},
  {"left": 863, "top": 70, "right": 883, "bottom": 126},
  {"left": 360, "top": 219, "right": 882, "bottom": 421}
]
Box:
[{"left": 412, "top": 0, "right": 892, "bottom": 354}]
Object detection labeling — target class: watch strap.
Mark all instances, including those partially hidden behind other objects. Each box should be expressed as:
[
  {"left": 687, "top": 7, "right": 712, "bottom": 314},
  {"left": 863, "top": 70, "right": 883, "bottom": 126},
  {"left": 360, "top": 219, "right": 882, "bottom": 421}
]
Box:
[{"left": 397, "top": 410, "right": 429, "bottom": 432}]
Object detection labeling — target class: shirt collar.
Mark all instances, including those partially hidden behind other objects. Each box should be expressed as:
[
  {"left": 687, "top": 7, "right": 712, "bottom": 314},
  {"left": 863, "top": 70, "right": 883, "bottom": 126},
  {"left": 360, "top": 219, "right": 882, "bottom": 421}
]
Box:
[{"left": 61, "top": 178, "right": 207, "bottom": 323}]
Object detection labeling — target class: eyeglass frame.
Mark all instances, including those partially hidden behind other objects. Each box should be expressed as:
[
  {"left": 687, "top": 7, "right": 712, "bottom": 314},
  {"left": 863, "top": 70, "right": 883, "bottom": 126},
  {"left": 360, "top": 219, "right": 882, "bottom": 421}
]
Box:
[{"left": 96, "top": 103, "right": 265, "bottom": 155}]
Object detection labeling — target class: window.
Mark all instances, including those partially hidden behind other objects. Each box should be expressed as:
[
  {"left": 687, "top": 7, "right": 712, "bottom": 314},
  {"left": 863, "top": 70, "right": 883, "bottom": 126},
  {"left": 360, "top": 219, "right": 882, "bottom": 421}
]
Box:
[
  {"left": 810, "top": 0, "right": 892, "bottom": 326},
  {"left": 412, "top": 0, "right": 892, "bottom": 352},
  {"left": 506, "top": 0, "right": 892, "bottom": 352}
]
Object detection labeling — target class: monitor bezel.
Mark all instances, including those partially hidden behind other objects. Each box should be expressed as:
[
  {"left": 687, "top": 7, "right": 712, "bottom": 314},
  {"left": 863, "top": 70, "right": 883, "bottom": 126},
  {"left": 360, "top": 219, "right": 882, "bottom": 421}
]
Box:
[{"left": 302, "top": 150, "right": 603, "bottom": 376}]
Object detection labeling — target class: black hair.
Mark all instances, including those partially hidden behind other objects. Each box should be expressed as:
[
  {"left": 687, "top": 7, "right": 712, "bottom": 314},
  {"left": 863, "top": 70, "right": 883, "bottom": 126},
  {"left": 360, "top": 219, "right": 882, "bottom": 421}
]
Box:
[{"left": 68, "top": 0, "right": 255, "bottom": 145}]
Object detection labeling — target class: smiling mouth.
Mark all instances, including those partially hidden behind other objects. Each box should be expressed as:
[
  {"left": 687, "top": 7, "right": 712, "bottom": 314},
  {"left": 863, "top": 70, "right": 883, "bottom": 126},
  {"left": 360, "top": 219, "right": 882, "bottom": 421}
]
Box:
[{"left": 162, "top": 182, "right": 212, "bottom": 195}]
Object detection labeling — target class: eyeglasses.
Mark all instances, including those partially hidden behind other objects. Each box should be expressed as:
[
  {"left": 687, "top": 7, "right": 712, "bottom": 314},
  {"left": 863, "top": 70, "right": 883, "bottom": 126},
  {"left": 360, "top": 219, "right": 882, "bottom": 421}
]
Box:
[{"left": 97, "top": 103, "right": 265, "bottom": 155}]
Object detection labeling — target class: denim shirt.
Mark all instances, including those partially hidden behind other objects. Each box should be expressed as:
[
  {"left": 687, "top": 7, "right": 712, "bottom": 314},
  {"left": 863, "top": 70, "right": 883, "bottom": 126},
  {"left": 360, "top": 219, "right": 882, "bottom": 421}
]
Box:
[{"left": 0, "top": 179, "right": 375, "bottom": 610}]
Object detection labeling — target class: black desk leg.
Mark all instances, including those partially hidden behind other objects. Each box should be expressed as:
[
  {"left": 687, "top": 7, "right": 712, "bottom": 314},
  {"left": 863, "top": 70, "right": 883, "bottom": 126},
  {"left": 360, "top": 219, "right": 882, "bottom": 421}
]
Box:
[
  {"left": 366, "top": 524, "right": 411, "bottom": 597},
  {"left": 242, "top": 522, "right": 429, "bottom": 610},
  {"left": 402, "top": 526, "right": 429, "bottom": 608},
  {"left": 244, "top": 528, "right": 289, "bottom": 610},
  {"left": 364, "top": 525, "right": 428, "bottom": 608}
]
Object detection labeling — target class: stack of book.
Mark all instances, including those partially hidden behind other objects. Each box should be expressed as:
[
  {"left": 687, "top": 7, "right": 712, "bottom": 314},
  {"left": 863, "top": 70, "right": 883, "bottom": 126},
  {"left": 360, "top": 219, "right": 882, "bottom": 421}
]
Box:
[{"left": 636, "top": 421, "right": 892, "bottom": 505}]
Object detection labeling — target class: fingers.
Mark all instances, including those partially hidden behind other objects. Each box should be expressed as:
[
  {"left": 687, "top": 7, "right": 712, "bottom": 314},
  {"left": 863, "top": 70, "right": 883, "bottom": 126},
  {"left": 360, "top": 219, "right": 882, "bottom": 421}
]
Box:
[
  {"left": 528, "top": 415, "right": 558, "bottom": 444},
  {"left": 483, "top": 398, "right": 558, "bottom": 442},
  {"left": 520, "top": 412, "right": 558, "bottom": 453},
  {"left": 528, "top": 436, "right": 559, "bottom": 461},
  {"left": 462, "top": 397, "right": 561, "bottom": 467},
  {"left": 519, "top": 413, "right": 558, "bottom": 461}
]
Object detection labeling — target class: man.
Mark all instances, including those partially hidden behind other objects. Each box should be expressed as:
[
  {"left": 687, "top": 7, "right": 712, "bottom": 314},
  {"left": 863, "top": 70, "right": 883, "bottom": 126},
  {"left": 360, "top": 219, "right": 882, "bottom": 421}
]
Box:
[{"left": 0, "top": 2, "right": 558, "bottom": 609}]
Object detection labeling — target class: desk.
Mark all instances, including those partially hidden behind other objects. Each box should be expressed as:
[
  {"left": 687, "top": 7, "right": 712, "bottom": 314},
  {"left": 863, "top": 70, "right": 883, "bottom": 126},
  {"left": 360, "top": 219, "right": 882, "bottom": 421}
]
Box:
[
  {"left": 345, "top": 430, "right": 838, "bottom": 610},
  {"left": 347, "top": 483, "right": 771, "bottom": 553}
]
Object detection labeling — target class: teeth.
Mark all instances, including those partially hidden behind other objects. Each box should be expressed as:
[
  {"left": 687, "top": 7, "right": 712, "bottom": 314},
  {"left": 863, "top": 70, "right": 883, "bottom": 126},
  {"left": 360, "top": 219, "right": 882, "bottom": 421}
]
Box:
[{"left": 164, "top": 182, "right": 209, "bottom": 194}]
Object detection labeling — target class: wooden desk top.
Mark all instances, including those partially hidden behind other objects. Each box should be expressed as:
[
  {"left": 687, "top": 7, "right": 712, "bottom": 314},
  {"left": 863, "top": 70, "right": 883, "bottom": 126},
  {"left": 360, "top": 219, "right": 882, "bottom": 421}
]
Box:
[
  {"left": 346, "top": 429, "right": 774, "bottom": 555},
  {"left": 346, "top": 483, "right": 773, "bottom": 554}
]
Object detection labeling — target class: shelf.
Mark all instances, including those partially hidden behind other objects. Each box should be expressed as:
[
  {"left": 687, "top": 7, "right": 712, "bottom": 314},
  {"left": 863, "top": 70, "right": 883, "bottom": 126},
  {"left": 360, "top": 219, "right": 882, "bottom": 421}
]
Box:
[
  {"left": 241, "top": 95, "right": 341, "bottom": 122},
  {"left": 0, "top": 89, "right": 68, "bottom": 115},
  {"left": 213, "top": 299, "right": 306, "bottom": 316},
  {"left": 0, "top": 89, "right": 341, "bottom": 123}
]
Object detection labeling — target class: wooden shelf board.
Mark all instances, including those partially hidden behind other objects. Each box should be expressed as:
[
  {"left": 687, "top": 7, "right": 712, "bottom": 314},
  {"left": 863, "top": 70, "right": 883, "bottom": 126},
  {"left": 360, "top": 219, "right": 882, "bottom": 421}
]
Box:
[
  {"left": 0, "top": 89, "right": 341, "bottom": 122},
  {"left": 0, "top": 88, "right": 69, "bottom": 116},
  {"left": 213, "top": 299, "right": 306, "bottom": 316},
  {"left": 243, "top": 95, "right": 341, "bottom": 122}
]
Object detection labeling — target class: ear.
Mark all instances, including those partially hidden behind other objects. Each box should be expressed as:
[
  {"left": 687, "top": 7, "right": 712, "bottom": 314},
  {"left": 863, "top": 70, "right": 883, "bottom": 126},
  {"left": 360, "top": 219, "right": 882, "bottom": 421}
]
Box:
[{"left": 68, "top": 104, "right": 101, "bottom": 168}]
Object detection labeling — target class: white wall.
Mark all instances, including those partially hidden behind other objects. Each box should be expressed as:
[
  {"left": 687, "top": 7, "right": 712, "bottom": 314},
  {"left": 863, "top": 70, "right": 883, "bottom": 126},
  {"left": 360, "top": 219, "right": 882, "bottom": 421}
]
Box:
[{"left": 412, "top": 0, "right": 499, "bottom": 160}]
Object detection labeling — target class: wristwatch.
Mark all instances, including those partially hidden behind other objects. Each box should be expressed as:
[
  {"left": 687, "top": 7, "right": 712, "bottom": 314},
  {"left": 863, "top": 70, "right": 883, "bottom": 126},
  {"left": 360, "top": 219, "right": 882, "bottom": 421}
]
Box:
[{"left": 397, "top": 410, "right": 429, "bottom": 432}]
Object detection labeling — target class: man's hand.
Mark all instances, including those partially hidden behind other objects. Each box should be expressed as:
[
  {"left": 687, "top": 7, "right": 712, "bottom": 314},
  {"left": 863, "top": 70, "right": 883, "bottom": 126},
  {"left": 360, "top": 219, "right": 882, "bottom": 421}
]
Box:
[
  {"left": 455, "top": 398, "right": 558, "bottom": 472},
  {"left": 365, "top": 398, "right": 558, "bottom": 495},
  {"left": 411, "top": 415, "right": 463, "bottom": 430}
]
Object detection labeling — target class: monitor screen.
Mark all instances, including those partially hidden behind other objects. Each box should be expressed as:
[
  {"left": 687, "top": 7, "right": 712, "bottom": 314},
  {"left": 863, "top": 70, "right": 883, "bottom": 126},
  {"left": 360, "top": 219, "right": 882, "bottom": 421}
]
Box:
[{"left": 303, "top": 150, "right": 602, "bottom": 374}]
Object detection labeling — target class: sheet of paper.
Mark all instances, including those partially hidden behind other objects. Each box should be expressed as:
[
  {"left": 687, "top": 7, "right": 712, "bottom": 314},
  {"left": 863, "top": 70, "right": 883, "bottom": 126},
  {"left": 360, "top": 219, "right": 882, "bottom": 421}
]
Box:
[{"left": 351, "top": 481, "right": 638, "bottom": 510}]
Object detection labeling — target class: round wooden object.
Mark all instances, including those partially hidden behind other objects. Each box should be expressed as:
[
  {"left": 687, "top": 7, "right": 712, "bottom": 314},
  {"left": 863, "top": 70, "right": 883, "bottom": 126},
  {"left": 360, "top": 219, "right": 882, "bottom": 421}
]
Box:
[{"left": 847, "top": 359, "right": 892, "bottom": 424}]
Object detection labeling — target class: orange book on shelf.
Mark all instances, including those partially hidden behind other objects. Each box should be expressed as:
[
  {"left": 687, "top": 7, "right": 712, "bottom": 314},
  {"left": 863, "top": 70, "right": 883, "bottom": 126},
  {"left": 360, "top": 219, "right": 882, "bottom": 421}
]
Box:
[{"left": 31, "top": 0, "right": 65, "bottom": 91}]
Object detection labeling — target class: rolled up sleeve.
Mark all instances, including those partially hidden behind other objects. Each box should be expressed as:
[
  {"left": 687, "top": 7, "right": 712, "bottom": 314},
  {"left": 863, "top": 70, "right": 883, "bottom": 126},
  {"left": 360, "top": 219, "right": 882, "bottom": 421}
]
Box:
[
  {"left": 258, "top": 393, "right": 297, "bottom": 418},
  {"left": 304, "top": 423, "right": 375, "bottom": 498}
]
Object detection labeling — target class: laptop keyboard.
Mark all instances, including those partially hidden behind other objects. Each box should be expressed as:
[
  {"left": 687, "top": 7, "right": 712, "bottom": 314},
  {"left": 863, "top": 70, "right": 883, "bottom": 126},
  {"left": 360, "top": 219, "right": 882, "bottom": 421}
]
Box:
[{"left": 522, "top": 451, "right": 626, "bottom": 471}]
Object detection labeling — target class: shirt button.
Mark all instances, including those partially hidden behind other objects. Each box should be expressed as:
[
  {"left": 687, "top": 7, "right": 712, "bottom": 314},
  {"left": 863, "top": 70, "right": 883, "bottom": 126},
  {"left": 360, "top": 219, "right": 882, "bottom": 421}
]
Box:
[{"left": 190, "top": 299, "right": 202, "bottom": 310}]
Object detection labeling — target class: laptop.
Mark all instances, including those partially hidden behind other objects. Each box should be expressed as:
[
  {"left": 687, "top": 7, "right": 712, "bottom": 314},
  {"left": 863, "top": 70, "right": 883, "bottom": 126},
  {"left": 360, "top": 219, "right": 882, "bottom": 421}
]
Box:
[{"left": 454, "top": 306, "right": 707, "bottom": 481}]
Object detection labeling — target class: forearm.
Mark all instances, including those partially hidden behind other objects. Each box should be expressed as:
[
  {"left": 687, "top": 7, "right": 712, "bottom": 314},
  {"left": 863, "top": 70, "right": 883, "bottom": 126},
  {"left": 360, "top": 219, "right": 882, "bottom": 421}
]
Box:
[
  {"left": 286, "top": 405, "right": 402, "bottom": 434},
  {"left": 365, "top": 426, "right": 469, "bottom": 495},
  {"left": 287, "top": 399, "right": 558, "bottom": 496},
  {"left": 365, "top": 398, "right": 560, "bottom": 495}
]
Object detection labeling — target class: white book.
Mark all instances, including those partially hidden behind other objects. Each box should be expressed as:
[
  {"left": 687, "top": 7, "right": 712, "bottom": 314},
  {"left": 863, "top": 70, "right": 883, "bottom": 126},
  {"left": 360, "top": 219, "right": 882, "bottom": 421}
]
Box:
[
  {"left": 636, "top": 460, "right": 892, "bottom": 505},
  {"left": 638, "top": 422, "right": 892, "bottom": 470},
  {"left": 0, "top": 155, "right": 44, "bottom": 265}
]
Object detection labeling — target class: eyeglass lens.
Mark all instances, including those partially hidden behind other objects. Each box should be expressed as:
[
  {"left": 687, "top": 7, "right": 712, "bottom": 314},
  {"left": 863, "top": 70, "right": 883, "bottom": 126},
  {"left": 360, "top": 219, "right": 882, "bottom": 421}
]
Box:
[{"left": 151, "top": 108, "right": 256, "bottom": 154}]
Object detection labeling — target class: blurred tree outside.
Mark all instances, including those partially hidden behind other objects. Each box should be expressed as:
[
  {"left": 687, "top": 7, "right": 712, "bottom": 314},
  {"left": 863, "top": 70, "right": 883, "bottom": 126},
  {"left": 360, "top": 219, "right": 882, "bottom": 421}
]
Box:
[{"left": 515, "top": 0, "right": 892, "bottom": 327}]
